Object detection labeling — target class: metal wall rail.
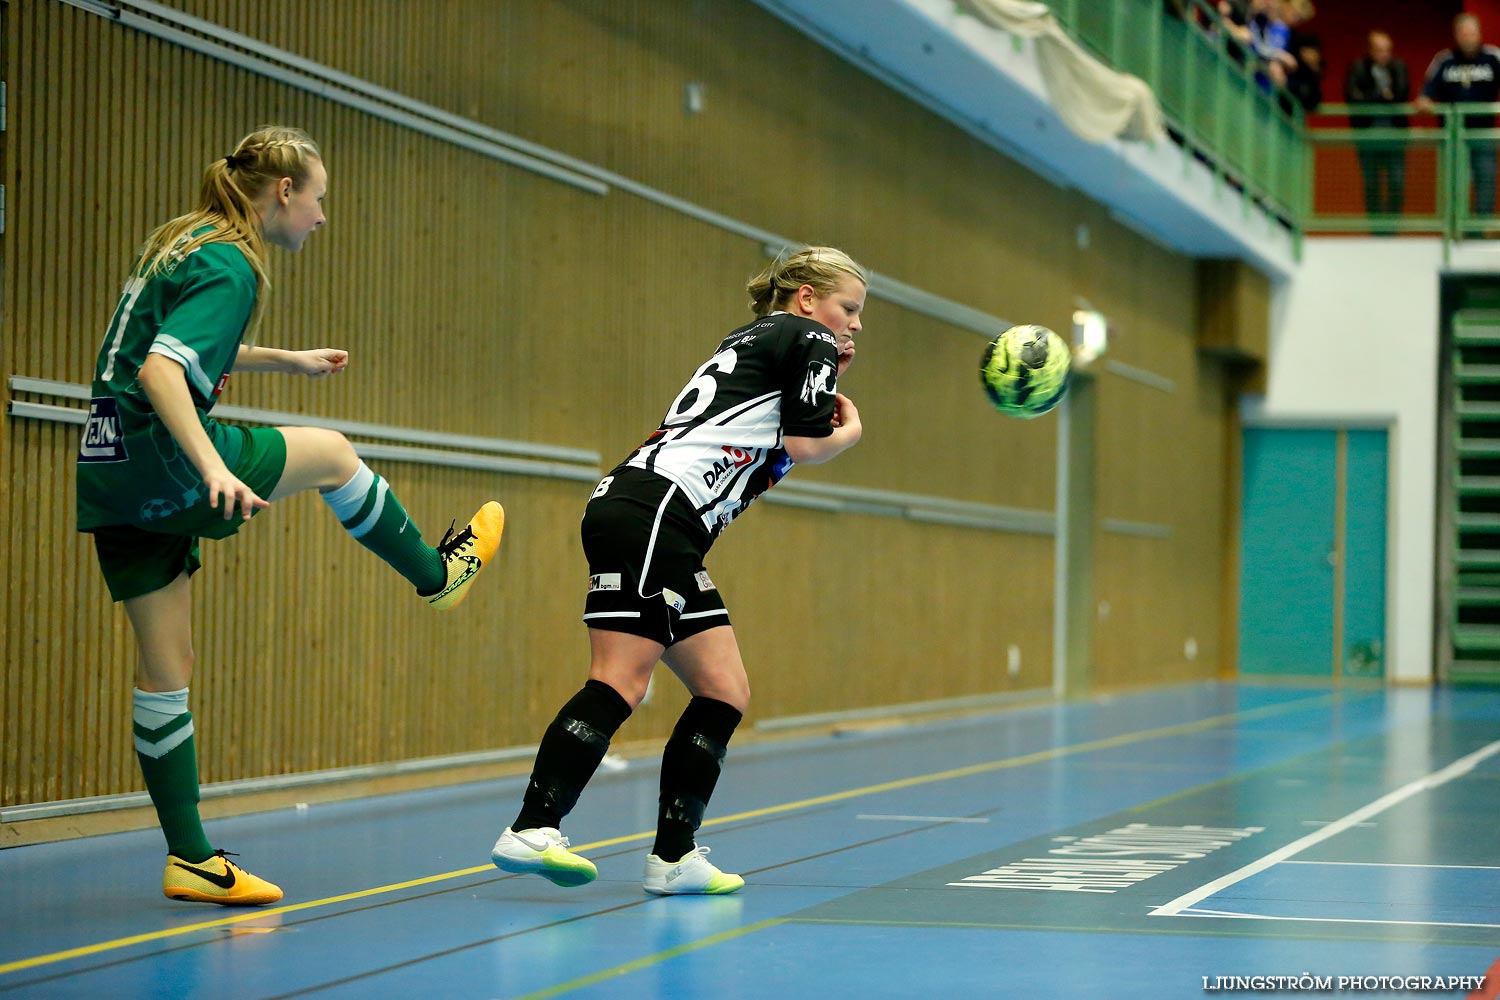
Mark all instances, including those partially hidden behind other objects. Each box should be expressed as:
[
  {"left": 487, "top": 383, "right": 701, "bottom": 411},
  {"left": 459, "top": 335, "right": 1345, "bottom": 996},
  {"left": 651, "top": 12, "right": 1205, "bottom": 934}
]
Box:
[
  {"left": 10, "top": 375, "right": 1063, "bottom": 531},
  {"left": 7, "top": 375, "right": 605, "bottom": 482},
  {"left": 58, "top": 0, "right": 1016, "bottom": 339},
  {"left": 768, "top": 477, "right": 1057, "bottom": 535}
]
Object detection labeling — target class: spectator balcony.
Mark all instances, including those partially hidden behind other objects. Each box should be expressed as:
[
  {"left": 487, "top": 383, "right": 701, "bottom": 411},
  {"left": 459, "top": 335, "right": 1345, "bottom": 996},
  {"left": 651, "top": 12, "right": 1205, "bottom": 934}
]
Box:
[
  {"left": 752, "top": 0, "right": 1304, "bottom": 278},
  {"left": 1309, "top": 103, "right": 1500, "bottom": 246}
]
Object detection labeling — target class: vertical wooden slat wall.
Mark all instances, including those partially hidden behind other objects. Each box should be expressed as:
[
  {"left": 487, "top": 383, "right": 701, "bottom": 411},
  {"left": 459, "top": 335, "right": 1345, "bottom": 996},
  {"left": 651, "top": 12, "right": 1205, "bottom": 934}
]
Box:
[
  {"left": 3, "top": 0, "right": 1230, "bottom": 808},
  {"left": 1080, "top": 203, "right": 1233, "bottom": 690}
]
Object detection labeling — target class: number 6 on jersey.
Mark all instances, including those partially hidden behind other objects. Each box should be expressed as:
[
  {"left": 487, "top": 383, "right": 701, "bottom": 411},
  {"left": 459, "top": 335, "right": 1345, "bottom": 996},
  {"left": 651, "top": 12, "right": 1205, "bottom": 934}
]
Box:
[{"left": 664, "top": 350, "right": 737, "bottom": 426}]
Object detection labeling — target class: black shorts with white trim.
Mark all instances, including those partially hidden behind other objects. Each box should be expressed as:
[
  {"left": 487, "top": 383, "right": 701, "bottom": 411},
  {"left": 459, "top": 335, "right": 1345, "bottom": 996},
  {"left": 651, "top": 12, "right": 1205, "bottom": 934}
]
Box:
[{"left": 580, "top": 466, "right": 730, "bottom": 647}]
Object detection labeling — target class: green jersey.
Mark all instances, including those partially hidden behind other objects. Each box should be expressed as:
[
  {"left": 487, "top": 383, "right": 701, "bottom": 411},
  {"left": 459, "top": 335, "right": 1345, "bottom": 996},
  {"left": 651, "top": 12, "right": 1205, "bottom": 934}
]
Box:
[{"left": 76, "top": 232, "right": 258, "bottom": 530}]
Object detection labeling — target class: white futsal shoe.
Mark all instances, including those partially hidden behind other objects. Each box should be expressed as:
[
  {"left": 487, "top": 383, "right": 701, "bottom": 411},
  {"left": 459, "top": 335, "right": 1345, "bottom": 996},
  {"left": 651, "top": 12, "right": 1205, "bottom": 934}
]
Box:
[
  {"left": 491, "top": 827, "right": 597, "bottom": 887},
  {"left": 643, "top": 845, "right": 744, "bottom": 895}
]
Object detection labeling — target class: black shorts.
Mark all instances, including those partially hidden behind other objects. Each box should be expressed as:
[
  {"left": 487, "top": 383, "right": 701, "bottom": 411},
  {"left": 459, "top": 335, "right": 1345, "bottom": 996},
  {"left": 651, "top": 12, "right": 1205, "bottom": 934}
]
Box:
[{"left": 581, "top": 466, "right": 730, "bottom": 647}]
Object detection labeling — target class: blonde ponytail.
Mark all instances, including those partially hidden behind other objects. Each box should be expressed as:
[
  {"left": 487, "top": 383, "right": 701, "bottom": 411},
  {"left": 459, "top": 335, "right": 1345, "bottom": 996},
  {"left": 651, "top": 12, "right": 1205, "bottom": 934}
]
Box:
[
  {"left": 747, "top": 246, "right": 867, "bottom": 317},
  {"left": 137, "top": 125, "right": 323, "bottom": 339}
]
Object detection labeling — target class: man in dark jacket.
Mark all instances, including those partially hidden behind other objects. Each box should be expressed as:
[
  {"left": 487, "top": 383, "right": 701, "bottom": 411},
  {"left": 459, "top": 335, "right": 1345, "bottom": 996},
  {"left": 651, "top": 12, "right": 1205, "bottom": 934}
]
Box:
[
  {"left": 1417, "top": 14, "right": 1500, "bottom": 219},
  {"left": 1345, "top": 30, "right": 1410, "bottom": 226}
]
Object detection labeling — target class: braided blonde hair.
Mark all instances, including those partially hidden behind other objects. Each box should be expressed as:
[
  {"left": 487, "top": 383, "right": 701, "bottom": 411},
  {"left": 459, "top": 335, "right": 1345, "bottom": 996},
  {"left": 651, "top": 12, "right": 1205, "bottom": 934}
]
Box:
[
  {"left": 137, "top": 126, "right": 323, "bottom": 337},
  {"left": 747, "top": 246, "right": 867, "bottom": 317}
]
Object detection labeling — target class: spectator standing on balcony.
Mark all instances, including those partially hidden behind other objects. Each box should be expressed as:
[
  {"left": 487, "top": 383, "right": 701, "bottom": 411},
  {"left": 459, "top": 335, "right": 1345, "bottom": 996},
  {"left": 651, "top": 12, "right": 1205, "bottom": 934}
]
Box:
[
  {"left": 1215, "top": 0, "right": 1253, "bottom": 65},
  {"left": 1417, "top": 14, "right": 1500, "bottom": 219},
  {"left": 1249, "top": 0, "right": 1297, "bottom": 91},
  {"left": 1287, "top": 37, "right": 1324, "bottom": 112},
  {"left": 1285, "top": 0, "right": 1321, "bottom": 107},
  {"left": 1346, "top": 31, "right": 1411, "bottom": 225}
]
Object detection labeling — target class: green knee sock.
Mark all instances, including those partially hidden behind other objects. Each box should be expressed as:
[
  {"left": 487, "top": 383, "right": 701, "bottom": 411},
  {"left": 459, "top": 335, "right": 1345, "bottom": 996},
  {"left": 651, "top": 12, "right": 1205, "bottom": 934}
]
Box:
[
  {"left": 321, "top": 462, "right": 443, "bottom": 592},
  {"left": 134, "top": 687, "right": 213, "bottom": 863}
]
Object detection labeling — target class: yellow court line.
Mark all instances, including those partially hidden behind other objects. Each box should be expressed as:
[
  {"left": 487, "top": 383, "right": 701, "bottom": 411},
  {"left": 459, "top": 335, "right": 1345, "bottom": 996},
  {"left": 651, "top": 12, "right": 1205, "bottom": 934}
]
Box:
[
  {"left": 508, "top": 918, "right": 786, "bottom": 1000},
  {"left": 0, "top": 691, "right": 1338, "bottom": 977}
]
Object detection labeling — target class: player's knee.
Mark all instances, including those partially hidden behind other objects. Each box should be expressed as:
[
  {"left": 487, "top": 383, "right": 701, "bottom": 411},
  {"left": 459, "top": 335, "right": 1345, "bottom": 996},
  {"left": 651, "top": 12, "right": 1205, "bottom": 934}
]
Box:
[
  {"left": 321, "top": 430, "right": 359, "bottom": 469},
  {"left": 712, "top": 674, "right": 750, "bottom": 714},
  {"left": 303, "top": 428, "right": 359, "bottom": 483},
  {"left": 589, "top": 663, "right": 652, "bottom": 709},
  {"left": 729, "top": 681, "right": 750, "bottom": 715},
  {"left": 139, "top": 646, "right": 194, "bottom": 689},
  {"left": 614, "top": 673, "right": 651, "bottom": 709}
]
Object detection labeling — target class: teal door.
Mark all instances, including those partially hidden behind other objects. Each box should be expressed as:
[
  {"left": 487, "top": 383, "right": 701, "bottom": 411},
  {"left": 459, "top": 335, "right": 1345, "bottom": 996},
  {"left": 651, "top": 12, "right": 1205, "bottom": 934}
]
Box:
[
  {"left": 1342, "top": 430, "right": 1389, "bottom": 678},
  {"left": 1239, "top": 427, "right": 1387, "bottom": 678}
]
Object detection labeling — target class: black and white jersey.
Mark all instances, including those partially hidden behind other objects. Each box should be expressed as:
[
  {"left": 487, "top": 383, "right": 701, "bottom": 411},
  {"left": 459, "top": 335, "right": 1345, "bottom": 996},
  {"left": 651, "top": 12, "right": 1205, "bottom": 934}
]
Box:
[{"left": 622, "top": 312, "right": 839, "bottom": 538}]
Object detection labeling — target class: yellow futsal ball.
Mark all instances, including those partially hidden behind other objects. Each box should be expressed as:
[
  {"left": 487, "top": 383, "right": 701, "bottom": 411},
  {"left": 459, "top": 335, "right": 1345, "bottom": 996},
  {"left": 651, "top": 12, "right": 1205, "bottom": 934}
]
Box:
[{"left": 978, "top": 324, "right": 1071, "bottom": 418}]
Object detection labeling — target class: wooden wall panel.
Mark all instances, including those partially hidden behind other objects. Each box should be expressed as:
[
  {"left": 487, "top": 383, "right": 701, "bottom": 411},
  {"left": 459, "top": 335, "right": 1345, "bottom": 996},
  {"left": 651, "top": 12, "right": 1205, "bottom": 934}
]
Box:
[
  {"left": 3, "top": 0, "right": 1231, "bottom": 807},
  {"left": 1092, "top": 355, "right": 1233, "bottom": 690}
]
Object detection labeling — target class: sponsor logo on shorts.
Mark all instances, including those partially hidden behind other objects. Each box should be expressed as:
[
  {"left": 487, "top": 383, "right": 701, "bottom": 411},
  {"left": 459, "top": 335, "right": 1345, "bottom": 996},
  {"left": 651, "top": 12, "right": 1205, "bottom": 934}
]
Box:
[
  {"left": 79, "top": 397, "right": 129, "bottom": 463},
  {"left": 695, "top": 571, "right": 715, "bottom": 592},
  {"left": 662, "top": 588, "right": 686, "bottom": 612},
  {"left": 589, "top": 573, "right": 622, "bottom": 592},
  {"left": 214, "top": 373, "right": 231, "bottom": 397}
]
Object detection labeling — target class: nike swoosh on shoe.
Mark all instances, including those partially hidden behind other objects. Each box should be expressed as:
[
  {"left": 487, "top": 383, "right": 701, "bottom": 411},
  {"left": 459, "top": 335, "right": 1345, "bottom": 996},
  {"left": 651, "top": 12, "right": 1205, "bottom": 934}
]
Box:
[
  {"left": 510, "top": 831, "right": 551, "bottom": 853},
  {"left": 172, "top": 861, "right": 237, "bottom": 890},
  {"left": 437, "top": 557, "right": 480, "bottom": 599}
]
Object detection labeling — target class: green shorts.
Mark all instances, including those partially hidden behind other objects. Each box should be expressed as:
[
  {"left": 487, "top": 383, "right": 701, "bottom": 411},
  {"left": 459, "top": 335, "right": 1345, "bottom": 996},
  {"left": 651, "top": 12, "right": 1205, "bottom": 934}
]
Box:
[{"left": 89, "top": 425, "right": 287, "bottom": 602}]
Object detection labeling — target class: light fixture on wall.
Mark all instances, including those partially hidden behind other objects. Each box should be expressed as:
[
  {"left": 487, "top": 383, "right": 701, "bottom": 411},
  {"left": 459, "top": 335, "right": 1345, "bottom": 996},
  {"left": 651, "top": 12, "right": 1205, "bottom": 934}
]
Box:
[{"left": 1071, "top": 308, "right": 1107, "bottom": 370}]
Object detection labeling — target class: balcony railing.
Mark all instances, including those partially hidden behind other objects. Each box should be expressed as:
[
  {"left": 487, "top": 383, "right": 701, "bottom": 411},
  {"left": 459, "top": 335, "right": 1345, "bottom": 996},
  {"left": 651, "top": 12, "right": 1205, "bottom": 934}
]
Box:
[
  {"left": 1308, "top": 103, "right": 1500, "bottom": 245},
  {"left": 1046, "top": 0, "right": 1307, "bottom": 239}
]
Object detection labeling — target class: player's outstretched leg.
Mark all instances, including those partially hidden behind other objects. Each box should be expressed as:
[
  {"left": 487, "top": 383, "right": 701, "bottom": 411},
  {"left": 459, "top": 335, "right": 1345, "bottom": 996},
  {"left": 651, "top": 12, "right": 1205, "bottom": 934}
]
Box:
[
  {"left": 643, "top": 696, "right": 745, "bottom": 895},
  {"left": 491, "top": 679, "right": 634, "bottom": 886},
  {"left": 275, "top": 429, "right": 504, "bottom": 611}
]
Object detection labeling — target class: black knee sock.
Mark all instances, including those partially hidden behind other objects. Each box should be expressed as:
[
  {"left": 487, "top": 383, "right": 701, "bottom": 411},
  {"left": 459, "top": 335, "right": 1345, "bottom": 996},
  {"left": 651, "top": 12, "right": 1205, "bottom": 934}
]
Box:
[
  {"left": 652, "top": 697, "right": 743, "bottom": 862},
  {"left": 512, "top": 679, "right": 633, "bottom": 832}
]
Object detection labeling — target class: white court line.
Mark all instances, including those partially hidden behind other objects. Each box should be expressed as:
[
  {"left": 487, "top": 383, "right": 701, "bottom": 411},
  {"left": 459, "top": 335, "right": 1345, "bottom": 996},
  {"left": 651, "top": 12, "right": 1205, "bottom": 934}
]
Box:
[
  {"left": 855, "top": 814, "right": 991, "bottom": 824},
  {"left": 1282, "top": 860, "right": 1500, "bottom": 871},
  {"left": 1151, "top": 738, "right": 1500, "bottom": 918},
  {"left": 1176, "top": 906, "right": 1500, "bottom": 931}
]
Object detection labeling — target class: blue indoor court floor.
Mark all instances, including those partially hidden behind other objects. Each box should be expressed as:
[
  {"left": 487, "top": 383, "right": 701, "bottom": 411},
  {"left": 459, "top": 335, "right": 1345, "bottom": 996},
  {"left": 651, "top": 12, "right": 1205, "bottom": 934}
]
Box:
[{"left": 2, "top": 682, "right": 1499, "bottom": 999}]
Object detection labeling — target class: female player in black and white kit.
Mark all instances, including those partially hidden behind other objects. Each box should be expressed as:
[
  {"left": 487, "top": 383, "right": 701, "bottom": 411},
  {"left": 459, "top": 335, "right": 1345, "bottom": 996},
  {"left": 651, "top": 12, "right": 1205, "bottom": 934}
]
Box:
[{"left": 491, "top": 246, "right": 865, "bottom": 894}]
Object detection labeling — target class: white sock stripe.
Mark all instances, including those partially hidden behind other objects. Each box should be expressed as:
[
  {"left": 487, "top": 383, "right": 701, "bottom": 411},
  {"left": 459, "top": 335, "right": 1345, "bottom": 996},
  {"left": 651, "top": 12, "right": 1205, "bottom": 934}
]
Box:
[
  {"left": 321, "top": 462, "right": 377, "bottom": 521},
  {"left": 346, "top": 479, "right": 390, "bottom": 539},
  {"left": 134, "top": 718, "right": 195, "bottom": 759},
  {"left": 133, "top": 686, "right": 190, "bottom": 728}
]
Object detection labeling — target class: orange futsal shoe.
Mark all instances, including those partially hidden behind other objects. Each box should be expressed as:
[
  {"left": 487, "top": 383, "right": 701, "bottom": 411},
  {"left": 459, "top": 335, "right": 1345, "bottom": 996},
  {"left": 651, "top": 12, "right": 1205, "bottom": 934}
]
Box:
[
  {"left": 424, "top": 501, "right": 505, "bottom": 611},
  {"left": 163, "top": 850, "right": 283, "bottom": 907}
]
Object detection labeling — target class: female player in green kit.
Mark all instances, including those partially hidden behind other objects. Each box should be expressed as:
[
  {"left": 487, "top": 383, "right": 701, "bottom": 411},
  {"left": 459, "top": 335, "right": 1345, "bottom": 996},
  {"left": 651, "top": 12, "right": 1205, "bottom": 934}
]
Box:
[
  {"left": 491, "top": 246, "right": 865, "bottom": 894},
  {"left": 76, "top": 126, "right": 505, "bottom": 906}
]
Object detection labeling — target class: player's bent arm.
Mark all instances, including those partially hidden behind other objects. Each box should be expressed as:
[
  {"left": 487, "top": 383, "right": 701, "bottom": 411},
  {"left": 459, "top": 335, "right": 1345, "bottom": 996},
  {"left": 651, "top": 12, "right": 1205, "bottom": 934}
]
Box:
[
  {"left": 784, "top": 424, "right": 861, "bottom": 465},
  {"left": 235, "top": 345, "right": 294, "bottom": 371},
  {"left": 138, "top": 354, "right": 232, "bottom": 479},
  {"left": 138, "top": 354, "right": 266, "bottom": 518},
  {"left": 236, "top": 345, "right": 348, "bottom": 376}
]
